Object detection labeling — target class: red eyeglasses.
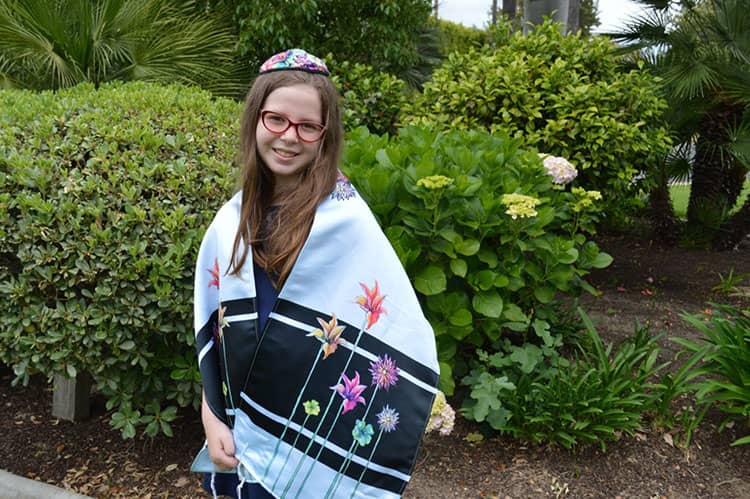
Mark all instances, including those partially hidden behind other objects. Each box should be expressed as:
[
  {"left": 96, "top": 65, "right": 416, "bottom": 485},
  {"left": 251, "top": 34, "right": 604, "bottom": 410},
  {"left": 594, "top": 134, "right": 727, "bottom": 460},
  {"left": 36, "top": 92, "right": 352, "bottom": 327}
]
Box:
[{"left": 260, "top": 110, "right": 326, "bottom": 143}]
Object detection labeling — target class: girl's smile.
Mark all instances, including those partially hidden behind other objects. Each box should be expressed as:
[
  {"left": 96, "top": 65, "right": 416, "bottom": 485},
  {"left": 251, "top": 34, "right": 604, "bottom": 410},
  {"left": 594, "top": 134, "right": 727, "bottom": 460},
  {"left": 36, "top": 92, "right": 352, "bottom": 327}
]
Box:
[{"left": 256, "top": 84, "right": 322, "bottom": 196}]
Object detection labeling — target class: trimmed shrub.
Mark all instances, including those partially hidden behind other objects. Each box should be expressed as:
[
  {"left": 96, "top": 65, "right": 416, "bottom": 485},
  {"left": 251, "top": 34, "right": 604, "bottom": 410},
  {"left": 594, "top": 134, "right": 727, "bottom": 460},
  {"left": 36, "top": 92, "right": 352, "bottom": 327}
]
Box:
[
  {"left": 433, "top": 19, "right": 488, "bottom": 55},
  {"left": 328, "top": 59, "right": 410, "bottom": 136},
  {"left": 402, "top": 19, "right": 673, "bottom": 221},
  {"left": 0, "top": 81, "right": 239, "bottom": 437},
  {"left": 343, "top": 126, "right": 612, "bottom": 394}
]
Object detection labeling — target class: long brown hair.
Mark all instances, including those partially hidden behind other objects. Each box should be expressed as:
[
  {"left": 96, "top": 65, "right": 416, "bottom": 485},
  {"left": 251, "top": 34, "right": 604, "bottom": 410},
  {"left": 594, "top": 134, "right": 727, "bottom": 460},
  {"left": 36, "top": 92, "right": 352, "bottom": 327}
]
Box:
[{"left": 229, "top": 70, "right": 343, "bottom": 289}]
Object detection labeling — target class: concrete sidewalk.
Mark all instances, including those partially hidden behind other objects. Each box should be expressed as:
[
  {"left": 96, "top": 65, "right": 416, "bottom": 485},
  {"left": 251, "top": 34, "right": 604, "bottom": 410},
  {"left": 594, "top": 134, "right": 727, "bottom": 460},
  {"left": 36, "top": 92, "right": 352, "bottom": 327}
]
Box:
[{"left": 0, "top": 470, "right": 92, "bottom": 499}]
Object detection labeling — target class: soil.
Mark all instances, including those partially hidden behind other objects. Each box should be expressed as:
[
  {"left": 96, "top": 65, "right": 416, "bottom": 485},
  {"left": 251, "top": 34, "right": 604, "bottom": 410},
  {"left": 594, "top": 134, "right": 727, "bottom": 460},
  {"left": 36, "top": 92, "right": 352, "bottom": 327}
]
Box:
[{"left": 2, "top": 234, "right": 750, "bottom": 499}]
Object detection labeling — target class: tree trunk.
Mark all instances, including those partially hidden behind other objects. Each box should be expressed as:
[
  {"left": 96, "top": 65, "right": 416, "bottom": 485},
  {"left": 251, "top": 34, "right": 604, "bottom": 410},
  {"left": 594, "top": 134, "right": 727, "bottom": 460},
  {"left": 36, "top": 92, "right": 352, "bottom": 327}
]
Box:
[
  {"left": 715, "top": 197, "right": 750, "bottom": 250},
  {"left": 649, "top": 174, "right": 680, "bottom": 245},
  {"left": 523, "top": 0, "right": 569, "bottom": 32},
  {"left": 686, "top": 101, "right": 746, "bottom": 247},
  {"left": 492, "top": 0, "right": 498, "bottom": 24},
  {"left": 567, "top": 0, "right": 580, "bottom": 33},
  {"left": 503, "top": 0, "right": 517, "bottom": 19}
]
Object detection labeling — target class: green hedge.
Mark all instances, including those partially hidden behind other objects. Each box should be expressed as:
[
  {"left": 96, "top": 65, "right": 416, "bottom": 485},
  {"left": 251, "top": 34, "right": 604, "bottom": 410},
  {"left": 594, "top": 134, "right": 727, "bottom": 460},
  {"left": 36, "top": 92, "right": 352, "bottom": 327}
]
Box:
[
  {"left": 403, "top": 19, "right": 673, "bottom": 221},
  {"left": 329, "top": 58, "right": 410, "bottom": 136},
  {"left": 0, "top": 81, "right": 239, "bottom": 437},
  {"left": 343, "top": 126, "right": 612, "bottom": 394}
]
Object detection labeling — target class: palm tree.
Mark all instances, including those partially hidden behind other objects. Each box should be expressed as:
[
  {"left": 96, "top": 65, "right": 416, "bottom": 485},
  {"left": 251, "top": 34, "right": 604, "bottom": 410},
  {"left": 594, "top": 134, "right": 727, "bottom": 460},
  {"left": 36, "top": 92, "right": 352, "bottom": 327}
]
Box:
[
  {"left": 0, "top": 0, "right": 242, "bottom": 96},
  {"left": 610, "top": 0, "right": 750, "bottom": 249}
]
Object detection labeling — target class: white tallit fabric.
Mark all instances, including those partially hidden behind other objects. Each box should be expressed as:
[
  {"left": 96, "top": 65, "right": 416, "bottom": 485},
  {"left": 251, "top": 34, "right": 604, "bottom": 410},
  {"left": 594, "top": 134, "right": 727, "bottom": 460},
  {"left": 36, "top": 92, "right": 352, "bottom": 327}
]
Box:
[{"left": 194, "top": 174, "right": 439, "bottom": 498}]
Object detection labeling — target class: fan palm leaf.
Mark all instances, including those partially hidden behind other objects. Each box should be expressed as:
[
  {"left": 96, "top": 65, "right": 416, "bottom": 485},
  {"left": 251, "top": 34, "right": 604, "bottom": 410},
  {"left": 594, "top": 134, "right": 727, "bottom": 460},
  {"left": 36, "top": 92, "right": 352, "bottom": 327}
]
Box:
[{"left": 0, "top": 0, "right": 240, "bottom": 95}]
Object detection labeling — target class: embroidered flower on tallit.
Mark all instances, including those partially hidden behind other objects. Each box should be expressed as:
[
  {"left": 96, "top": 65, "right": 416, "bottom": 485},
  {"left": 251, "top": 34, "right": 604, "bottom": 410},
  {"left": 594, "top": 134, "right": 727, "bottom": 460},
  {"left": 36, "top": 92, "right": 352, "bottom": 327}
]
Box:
[
  {"left": 355, "top": 280, "right": 386, "bottom": 329},
  {"left": 376, "top": 405, "right": 399, "bottom": 433},
  {"left": 212, "top": 305, "right": 228, "bottom": 343},
  {"left": 352, "top": 419, "right": 375, "bottom": 446},
  {"left": 208, "top": 258, "right": 220, "bottom": 289},
  {"left": 303, "top": 400, "right": 320, "bottom": 416},
  {"left": 331, "top": 171, "right": 356, "bottom": 201},
  {"left": 331, "top": 371, "right": 367, "bottom": 414},
  {"left": 369, "top": 355, "right": 399, "bottom": 391},
  {"left": 306, "top": 314, "right": 346, "bottom": 359}
]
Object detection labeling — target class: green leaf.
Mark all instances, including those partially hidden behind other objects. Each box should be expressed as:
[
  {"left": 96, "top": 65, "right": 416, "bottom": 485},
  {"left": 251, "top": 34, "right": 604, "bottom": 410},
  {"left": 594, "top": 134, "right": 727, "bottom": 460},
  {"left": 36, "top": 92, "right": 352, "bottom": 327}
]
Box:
[
  {"left": 509, "top": 345, "right": 543, "bottom": 374},
  {"left": 534, "top": 286, "right": 556, "bottom": 303},
  {"left": 455, "top": 238, "right": 480, "bottom": 256},
  {"left": 472, "top": 292, "right": 503, "bottom": 318},
  {"left": 450, "top": 258, "right": 468, "bottom": 277},
  {"left": 119, "top": 340, "right": 136, "bottom": 351},
  {"left": 591, "top": 252, "right": 613, "bottom": 269},
  {"left": 414, "top": 265, "right": 447, "bottom": 295},
  {"left": 449, "top": 308, "right": 473, "bottom": 327},
  {"left": 438, "top": 362, "right": 455, "bottom": 395},
  {"left": 66, "top": 364, "right": 77, "bottom": 378}
]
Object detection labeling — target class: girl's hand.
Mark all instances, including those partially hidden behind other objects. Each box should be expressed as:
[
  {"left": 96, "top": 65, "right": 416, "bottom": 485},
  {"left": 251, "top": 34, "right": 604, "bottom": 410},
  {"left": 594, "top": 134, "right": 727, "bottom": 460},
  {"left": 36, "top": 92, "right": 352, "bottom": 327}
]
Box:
[{"left": 202, "top": 395, "right": 239, "bottom": 471}]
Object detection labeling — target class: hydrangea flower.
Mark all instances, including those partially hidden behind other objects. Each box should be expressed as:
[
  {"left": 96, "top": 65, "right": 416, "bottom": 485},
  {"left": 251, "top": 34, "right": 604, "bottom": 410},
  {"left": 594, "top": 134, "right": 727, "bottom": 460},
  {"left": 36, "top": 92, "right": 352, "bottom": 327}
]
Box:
[
  {"left": 351, "top": 419, "right": 374, "bottom": 446},
  {"left": 425, "top": 390, "right": 455, "bottom": 436},
  {"left": 539, "top": 154, "right": 578, "bottom": 185},
  {"left": 376, "top": 405, "right": 400, "bottom": 433},
  {"left": 571, "top": 187, "right": 603, "bottom": 212},
  {"left": 416, "top": 175, "right": 454, "bottom": 190},
  {"left": 369, "top": 355, "right": 399, "bottom": 391},
  {"left": 501, "top": 193, "right": 542, "bottom": 219}
]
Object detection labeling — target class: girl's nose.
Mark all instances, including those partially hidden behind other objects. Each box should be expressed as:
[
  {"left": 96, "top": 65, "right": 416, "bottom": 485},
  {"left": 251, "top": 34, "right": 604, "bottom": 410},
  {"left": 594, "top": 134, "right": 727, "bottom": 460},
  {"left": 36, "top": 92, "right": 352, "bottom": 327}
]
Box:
[{"left": 280, "top": 125, "right": 299, "bottom": 142}]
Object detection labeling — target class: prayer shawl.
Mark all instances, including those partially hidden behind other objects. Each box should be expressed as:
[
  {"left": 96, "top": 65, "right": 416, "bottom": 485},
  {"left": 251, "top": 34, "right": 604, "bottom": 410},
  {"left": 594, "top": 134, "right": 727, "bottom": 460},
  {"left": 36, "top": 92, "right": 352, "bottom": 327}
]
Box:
[{"left": 194, "top": 173, "right": 439, "bottom": 498}]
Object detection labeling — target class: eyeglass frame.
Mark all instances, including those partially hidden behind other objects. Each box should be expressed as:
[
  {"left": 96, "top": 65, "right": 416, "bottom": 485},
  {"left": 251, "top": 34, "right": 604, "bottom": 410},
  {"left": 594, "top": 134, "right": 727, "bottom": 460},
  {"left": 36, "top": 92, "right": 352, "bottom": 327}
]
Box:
[{"left": 259, "top": 110, "right": 326, "bottom": 143}]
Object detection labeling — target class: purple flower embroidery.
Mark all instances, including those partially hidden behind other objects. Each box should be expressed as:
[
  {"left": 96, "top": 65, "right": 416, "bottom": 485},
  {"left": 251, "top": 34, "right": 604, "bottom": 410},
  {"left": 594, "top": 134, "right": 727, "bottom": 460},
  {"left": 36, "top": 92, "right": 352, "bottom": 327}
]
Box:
[
  {"left": 331, "top": 372, "right": 367, "bottom": 414},
  {"left": 376, "top": 405, "right": 399, "bottom": 433},
  {"left": 369, "top": 355, "right": 398, "bottom": 391},
  {"left": 331, "top": 171, "right": 356, "bottom": 201}
]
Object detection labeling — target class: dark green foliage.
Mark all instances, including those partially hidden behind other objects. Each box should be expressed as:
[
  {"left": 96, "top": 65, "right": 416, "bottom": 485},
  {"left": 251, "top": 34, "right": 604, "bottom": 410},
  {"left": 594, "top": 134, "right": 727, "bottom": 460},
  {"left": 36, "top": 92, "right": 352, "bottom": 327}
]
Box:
[
  {"left": 0, "top": 82, "right": 239, "bottom": 437},
  {"left": 611, "top": 0, "right": 750, "bottom": 248},
  {"left": 343, "top": 126, "right": 611, "bottom": 394},
  {"left": 328, "top": 59, "right": 410, "bottom": 136},
  {"left": 231, "top": 0, "right": 433, "bottom": 81},
  {"left": 433, "top": 19, "right": 488, "bottom": 55},
  {"left": 461, "top": 310, "right": 667, "bottom": 449},
  {"left": 404, "top": 19, "right": 673, "bottom": 221},
  {"left": 0, "top": 0, "right": 243, "bottom": 97},
  {"left": 676, "top": 305, "right": 750, "bottom": 446}
]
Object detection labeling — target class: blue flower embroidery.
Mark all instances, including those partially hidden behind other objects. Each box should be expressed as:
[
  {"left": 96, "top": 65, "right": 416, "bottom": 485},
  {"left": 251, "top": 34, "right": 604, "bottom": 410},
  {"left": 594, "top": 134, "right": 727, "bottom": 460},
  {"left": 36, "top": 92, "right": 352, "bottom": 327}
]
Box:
[{"left": 331, "top": 172, "right": 356, "bottom": 201}]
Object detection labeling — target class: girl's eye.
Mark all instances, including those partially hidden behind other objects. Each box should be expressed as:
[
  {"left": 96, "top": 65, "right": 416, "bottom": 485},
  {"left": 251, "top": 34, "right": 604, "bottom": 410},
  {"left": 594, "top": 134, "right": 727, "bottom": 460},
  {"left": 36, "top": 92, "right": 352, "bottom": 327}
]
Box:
[
  {"left": 300, "top": 123, "right": 322, "bottom": 133},
  {"left": 267, "top": 115, "right": 287, "bottom": 125}
]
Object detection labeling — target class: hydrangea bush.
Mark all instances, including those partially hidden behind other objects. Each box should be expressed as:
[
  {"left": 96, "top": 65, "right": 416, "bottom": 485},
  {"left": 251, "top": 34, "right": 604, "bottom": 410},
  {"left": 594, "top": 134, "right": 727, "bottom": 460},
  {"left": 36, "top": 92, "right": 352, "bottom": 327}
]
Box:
[
  {"left": 402, "top": 19, "right": 672, "bottom": 221},
  {"left": 344, "top": 126, "right": 612, "bottom": 394}
]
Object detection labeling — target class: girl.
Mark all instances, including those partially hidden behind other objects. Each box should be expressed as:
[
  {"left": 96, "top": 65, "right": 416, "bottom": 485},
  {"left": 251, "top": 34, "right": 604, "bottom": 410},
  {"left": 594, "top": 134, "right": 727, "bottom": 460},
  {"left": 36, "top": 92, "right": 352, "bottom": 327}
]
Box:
[{"left": 193, "top": 49, "right": 439, "bottom": 499}]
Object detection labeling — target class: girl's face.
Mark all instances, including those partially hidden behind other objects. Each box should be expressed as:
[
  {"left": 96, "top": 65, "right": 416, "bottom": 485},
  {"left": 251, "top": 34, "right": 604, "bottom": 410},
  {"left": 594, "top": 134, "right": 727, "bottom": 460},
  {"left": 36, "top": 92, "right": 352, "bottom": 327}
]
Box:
[{"left": 256, "top": 84, "right": 323, "bottom": 197}]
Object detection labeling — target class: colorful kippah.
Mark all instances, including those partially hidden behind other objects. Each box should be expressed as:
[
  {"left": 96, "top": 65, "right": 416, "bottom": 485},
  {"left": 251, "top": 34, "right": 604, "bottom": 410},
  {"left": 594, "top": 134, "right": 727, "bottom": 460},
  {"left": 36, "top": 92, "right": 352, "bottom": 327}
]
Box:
[{"left": 258, "top": 49, "right": 330, "bottom": 76}]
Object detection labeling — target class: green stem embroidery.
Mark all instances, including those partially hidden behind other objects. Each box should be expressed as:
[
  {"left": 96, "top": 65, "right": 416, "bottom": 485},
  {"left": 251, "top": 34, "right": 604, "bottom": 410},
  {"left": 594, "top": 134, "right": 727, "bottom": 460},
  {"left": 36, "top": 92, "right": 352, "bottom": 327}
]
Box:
[
  {"left": 287, "top": 318, "right": 368, "bottom": 498},
  {"left": 350, "top": 429, "right": 384, "bottom": 498},
  {"left": 263, "top": 347, "right": 323, "bottom": 480}
]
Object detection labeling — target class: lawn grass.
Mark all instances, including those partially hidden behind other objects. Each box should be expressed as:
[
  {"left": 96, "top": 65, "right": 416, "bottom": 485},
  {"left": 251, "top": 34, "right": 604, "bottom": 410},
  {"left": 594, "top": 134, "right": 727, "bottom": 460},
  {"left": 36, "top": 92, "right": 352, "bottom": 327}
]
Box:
[{"left": 669, "top": 180, "right": 750, "bottom": 219}]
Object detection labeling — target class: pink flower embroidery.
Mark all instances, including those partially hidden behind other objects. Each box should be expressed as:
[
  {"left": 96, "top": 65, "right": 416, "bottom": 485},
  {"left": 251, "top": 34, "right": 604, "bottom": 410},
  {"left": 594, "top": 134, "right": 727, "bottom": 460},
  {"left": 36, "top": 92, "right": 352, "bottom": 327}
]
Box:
[
  {"left": 369, "top": 355, "right": 398, "bottom": 391},
  {"left": 355, "top": 280, "right": 386, "bottom": 329},
  {"left": 208, "top": 258, "right": 220, "bottom": 289},
  {"left": 331, "top": 372, "right": 367, "bottom": 415}
]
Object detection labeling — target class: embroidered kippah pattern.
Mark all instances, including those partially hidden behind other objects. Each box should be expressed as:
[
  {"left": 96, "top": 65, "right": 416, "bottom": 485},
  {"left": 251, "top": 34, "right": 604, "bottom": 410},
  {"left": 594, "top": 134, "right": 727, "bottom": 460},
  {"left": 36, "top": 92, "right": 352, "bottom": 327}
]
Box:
[{"left": 259, "top": 48, "right": 330, "bottom": 76}]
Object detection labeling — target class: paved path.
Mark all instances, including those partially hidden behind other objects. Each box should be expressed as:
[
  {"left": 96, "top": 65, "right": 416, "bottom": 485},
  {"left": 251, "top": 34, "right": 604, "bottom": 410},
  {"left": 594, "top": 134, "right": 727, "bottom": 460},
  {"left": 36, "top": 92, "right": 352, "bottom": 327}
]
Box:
[{"left": 0, "top": 470, "right": 92, "bottom": 499}]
